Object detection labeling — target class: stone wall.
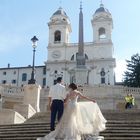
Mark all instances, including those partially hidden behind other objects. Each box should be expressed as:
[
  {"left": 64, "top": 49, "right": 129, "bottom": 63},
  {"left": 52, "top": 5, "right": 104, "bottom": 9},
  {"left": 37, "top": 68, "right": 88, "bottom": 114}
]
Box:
[
  {"left": 0, "top": 84, "right": 41, "bottom": 124},
  {"left": 79, "top": 85, "right": 140, "bottom": 110},
  {"left": 39, "top": 85, "right": 140, "bottom": 111},
  {"left": 0, "top": 84, "right": 140, "bottom": 111}
]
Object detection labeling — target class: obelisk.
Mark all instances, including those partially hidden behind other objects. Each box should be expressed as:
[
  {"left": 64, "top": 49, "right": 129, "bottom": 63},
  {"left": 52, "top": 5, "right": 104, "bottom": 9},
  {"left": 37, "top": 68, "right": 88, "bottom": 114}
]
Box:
[
  {"left": 75, "top": 2, "right": 88, "bottom": 85},
  {"left": 76, "top": 2, "right": 85, "bottom": 68}
]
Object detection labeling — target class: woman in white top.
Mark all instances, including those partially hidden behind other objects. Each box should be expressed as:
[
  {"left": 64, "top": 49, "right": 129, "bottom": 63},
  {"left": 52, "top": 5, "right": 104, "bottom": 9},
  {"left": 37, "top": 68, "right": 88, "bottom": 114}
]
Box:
[{"left": 37, "top": 83, "right": 107, "bottom": 140}]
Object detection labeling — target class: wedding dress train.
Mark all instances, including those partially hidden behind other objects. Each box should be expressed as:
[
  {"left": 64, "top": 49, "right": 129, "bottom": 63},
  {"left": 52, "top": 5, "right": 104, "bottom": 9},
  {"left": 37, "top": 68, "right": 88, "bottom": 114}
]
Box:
[{"left": 37, "top": 96, "right": 107, "bottom": 140}]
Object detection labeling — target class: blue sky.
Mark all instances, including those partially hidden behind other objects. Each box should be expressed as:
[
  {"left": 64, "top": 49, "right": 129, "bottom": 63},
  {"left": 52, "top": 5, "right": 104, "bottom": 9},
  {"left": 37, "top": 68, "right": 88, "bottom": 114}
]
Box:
[{"left": 0, "top": 0, "right": 140, "bottom": 82}]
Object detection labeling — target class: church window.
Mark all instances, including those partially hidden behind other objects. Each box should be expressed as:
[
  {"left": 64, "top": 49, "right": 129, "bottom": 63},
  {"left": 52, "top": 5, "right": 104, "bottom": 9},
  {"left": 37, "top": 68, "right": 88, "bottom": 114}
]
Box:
[
  {"left": 3, "top": 71, "right": 6, "bottom": 75},
  {"left": 22, "top": 73, "right": 27, "bottom": 81},
  {"left": 13, "top": 71, "right": 16, "bottom": 75},
  {"left": 43, "top": 78, "right": 46, "bottom": 87},
  {"left": 2, "top": 80, "right": 6, "bottom": 84},
  {"left": 100, "top": 68, "right": 106, "bottom": 84},
  {"left": 43, "top": 67, "right": 46, "bottom": 75},
  {"left": 85, "top": 54, "right": 88, "bottom": 60},
  {"left": 54, "top": 70, "right": 57, "bottom": 74},
  {"left": 54, "top": 80, "right": 57, "bottom": 85},
  {"left": 100, "top": 68, "right": 105, "bottom": 76},
  {"left": 99, "top": 27, "right": 106, "bottom": 39},
  {"left": 71, "top": 55, "right": 74, "bottom": 61},
  {"left": 101, "top": 77, "right": 105, "bottom": 84},
  {"left": 12, "top": 79, "right": 16, "bottom": 84},
  {"left": 71, "top": 76, "right": 76, "bottom": 83},
  {"left": 54, "top": 30, "right": 61, "bottom": 43}
]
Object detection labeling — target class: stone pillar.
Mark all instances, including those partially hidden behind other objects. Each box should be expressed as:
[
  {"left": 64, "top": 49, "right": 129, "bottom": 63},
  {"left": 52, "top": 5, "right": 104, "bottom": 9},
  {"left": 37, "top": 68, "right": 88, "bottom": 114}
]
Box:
[{"left": 23, "top": 84, "right": 41, "bottom": 112}]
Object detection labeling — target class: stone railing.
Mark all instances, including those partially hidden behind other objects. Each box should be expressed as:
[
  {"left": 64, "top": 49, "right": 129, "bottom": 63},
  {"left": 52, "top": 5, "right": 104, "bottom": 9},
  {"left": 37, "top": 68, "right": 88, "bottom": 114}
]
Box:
[
  {"left": 67, "top": 42, "right": 94, "bottom": 47},
  {"left": 0, "top": 84, "right": 24, "bottom": 95},
  {"left": 66, "top": 41, "right": 112, "bottom": 47},
  {"left": 77, "top": 85, "right": 140, "bottom": 97},
  {"left": 40, "top": 85, "right": 140, "bottom": 98},
  {"left": 122, "top": 86, "right": 140, "bottom": 95},
  {"left": 1, "top": 84, "right": 140, "bottom": 98},
  {"left": 0, "top": 84, "right": 140, "bottom": 111}
]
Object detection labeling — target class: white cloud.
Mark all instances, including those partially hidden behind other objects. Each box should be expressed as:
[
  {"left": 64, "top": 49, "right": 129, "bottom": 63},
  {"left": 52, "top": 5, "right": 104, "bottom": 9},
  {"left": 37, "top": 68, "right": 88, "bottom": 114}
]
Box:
[{"left": 115, "top": 59, "right": 127, "bottom": 82}]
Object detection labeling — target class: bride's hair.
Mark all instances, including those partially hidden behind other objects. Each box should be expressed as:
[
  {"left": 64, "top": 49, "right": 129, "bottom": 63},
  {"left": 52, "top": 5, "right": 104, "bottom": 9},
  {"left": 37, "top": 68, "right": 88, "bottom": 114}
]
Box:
[{"left": 69, "top": 83, "right": 77, "bottom": 90}]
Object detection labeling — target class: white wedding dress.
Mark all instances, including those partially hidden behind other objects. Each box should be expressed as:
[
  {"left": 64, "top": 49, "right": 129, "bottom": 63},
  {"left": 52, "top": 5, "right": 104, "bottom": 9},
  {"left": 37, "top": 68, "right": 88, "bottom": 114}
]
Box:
[{"left": 37, "top": 96, "right": 107, "bottom": 140}]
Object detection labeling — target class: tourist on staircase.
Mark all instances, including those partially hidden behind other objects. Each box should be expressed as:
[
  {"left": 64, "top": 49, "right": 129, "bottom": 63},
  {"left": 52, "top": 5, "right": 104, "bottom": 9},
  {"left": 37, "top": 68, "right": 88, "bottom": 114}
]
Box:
[
  {"left": 130, "top": 94, "right": 135, "bottom": 108},
  {"left": 125, "top": 93, "right": 135, "bottom": 109}
]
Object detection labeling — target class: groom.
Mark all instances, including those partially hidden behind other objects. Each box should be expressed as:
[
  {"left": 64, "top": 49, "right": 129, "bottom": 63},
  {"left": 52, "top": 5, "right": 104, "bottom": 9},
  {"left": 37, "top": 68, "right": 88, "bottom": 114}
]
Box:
[{"left": 48, "top": 77, "right": 67, "bottom": 131}]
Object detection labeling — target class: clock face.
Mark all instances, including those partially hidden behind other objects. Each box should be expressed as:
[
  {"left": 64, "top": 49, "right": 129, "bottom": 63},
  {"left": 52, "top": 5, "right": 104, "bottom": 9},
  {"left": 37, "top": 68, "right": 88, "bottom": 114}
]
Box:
[{"left": 52, "top": 50, "right": 61, "bottom": 59}]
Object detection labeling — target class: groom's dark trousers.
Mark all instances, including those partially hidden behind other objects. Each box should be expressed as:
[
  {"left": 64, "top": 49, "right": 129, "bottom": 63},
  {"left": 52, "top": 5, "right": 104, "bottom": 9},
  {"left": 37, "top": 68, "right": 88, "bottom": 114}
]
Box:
[{"left": 50, "top": 99, "right": 64, "bottom": 131}]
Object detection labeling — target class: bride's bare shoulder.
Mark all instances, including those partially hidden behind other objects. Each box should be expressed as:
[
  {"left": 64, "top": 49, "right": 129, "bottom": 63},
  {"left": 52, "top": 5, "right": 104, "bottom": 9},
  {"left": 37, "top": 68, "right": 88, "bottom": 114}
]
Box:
[{"left": 73, "top": 90, "right": 81, "bottom": 95}]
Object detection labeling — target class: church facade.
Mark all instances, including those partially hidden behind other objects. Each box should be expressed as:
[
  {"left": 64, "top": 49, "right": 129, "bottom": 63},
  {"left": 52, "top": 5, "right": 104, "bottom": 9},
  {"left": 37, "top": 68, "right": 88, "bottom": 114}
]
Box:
[
  {"left": 0, "top": 3, "right": 116, "bottom": 88},
  {"left": 45, "top": 3, "right": 116, "bottom": 87}
]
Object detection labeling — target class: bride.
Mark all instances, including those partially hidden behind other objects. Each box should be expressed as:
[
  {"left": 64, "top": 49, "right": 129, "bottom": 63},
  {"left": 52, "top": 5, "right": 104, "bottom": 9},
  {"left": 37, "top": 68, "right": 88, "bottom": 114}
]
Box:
[{"left": 37, "top": 83, "right": 107, "bottom": 140}]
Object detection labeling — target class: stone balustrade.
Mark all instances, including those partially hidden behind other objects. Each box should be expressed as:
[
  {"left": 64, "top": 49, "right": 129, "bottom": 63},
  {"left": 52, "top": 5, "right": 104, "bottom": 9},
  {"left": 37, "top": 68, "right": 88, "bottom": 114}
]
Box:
[
  {"left": 0, "top": 84, "right": 24, "bottom": 95},
  {"left": 0, "top": 84, "right": 140, "bottom": 111},
  {"left": 40, "top": 85, "right": 140, "bottom": 97},
  {"left": 1, "top": 84, "right": 140, "bottom": 98},
  {"left": 78, "top": 85, "right": 140, "bottom": 97}
]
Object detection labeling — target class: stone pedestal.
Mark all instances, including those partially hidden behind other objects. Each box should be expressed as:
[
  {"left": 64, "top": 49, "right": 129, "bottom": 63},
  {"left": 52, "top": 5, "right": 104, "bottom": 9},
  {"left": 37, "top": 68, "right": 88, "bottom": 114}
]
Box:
[
  {"left": 14, "top": 104, "right": 36, "bottom": 119},
  {"left": 0, "top": 109, "right": 25, "bottom": 125},
  {"left": 75, "top": 68, "right": 89, "bottom": 85},
  {"left": 23, "top": 84, "right": 41, "bottom": 112}
]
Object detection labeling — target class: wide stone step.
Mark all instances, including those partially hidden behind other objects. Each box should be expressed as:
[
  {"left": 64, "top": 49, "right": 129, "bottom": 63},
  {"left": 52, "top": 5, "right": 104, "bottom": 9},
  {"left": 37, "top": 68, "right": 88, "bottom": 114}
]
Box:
[
  {"left": 106, "top": 124, "right": 140, "bottom": 127},
  {"left": 105, "top": 127, "right": 140, "bottom": 130},
  {"left": 0, "top": 126, "right": 48, "bottom": 132},
  {"left": 0, "top": 124, "right": 49, "bottom": 130},
  {"left": 102, "top": 129, "right": 140, "bottom": 133},
  {"left": 105, "top": 137, "right": 140, "bottom": 140},
  {"left": 102, "top": 110, "right": 140, "bottom": 120},
  {"left": 102, "top": 133, "right": 140, "bottom": 137},
  {"left": 25, "top": 110, "right": 140, "bottom": 123},
  {"left": 0, "top": 133, "right": 45, "bottom": 138},
  {"left": 0, "top": 129, "right": 48, "bottom": 134},
  {"left": 0, "top": 123, "right": 139, "bottom": 130},
  {"left": 0, "top": 110, "right": 140, "bottom": 140},
  {"left": 0, "top": 137, "right": 37, "bottom": 140},
  {"left": 1, "top": 123, "right": 140, "bottom": 129},
  {"left": 0, "top": 126, "right": 139, "bottom": 133},
  {"left": 107, "top": 120, "right": 140, "bottom": 124}
]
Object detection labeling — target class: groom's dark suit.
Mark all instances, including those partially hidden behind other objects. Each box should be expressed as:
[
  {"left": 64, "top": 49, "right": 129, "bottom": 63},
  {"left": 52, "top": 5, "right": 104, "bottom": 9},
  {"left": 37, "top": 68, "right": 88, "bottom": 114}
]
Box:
[{"left": 48, "top": 83, "right": 66, "bottom": 131}]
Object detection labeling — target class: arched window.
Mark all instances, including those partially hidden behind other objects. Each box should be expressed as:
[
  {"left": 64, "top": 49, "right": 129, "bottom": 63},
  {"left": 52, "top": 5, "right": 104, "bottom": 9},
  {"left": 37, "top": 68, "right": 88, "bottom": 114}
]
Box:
[
  {"left": 71, "top": 55, "right": 74, "bottom": 61},
  {"left": 54, "top": 30, "right": 61, "bottom": 43},
  {"left": 54, "top": 70, "right": 58, "bottom": 74},
  {"left": 43, "top": 78, "right": 46, "bottom": 87},
  {"left": 85, "top": 54, "right": 88, "bottom": 60},
  {"left": 22, "top": 73, "right": 27, "bottom": 81},
  {"left": 99, "top": 27, "right": 106, "bottom": 39},
  {"left": 100, "top": 68, "right": 106, "bottom": 84}
]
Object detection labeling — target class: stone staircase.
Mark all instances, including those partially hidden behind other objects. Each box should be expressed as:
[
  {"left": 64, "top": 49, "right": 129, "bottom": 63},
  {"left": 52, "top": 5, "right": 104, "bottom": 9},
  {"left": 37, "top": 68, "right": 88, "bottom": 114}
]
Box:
[
  {"left": 101, "top": 110, "right": 140, "bottom": 140},
  {"left": 0, "top": 110, "right": 139, "bottom": 140}
]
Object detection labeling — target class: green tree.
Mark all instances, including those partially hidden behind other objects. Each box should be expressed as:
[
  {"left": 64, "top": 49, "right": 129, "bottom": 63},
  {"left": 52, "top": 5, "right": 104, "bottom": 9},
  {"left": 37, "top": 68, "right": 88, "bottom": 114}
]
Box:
[{"left": 124, "top": 53, "right": 140, "bottom": 87}]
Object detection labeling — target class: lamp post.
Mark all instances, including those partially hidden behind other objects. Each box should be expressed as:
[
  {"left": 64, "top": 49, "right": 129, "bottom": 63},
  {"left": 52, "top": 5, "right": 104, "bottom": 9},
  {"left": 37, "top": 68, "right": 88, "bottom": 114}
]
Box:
[{"left": 28, "top": 36, "right": 39, "bottom": 84}]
